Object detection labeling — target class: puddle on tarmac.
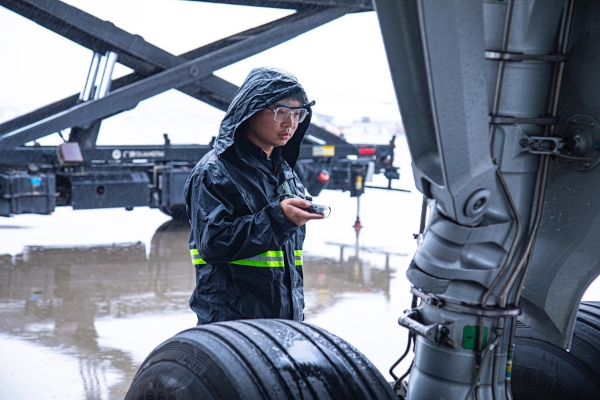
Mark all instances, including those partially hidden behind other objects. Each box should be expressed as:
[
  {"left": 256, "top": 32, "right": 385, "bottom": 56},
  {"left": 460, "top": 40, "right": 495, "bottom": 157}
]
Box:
[{"left": 0, "top": 209, "right": 417, "bottom": 399}]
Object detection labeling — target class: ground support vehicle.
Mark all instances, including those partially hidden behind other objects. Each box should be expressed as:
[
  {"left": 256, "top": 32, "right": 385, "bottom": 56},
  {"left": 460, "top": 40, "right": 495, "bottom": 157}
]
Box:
[{"left": 0, "top": 0, "right": 399, "bottom": 220}]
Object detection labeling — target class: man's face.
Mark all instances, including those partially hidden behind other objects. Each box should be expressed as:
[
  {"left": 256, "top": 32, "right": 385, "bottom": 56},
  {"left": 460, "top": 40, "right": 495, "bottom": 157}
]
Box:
[{"left": 246, "top": 98, "right": 302, "bottom": 155}]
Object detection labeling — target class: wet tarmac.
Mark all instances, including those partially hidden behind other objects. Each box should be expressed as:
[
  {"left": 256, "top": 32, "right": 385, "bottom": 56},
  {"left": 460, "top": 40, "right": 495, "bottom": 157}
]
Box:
[
  {"left": 0, "top": 149, "right": 426, "bottom": 400},
  {"left": 2, "top": 139, "right": 600, "bottom": 399}
]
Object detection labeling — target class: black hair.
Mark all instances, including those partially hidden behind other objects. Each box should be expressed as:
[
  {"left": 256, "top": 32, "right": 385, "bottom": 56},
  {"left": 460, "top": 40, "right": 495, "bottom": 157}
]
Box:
[{"left": 271, "top": 88, "right": 308, "bottom": 107}]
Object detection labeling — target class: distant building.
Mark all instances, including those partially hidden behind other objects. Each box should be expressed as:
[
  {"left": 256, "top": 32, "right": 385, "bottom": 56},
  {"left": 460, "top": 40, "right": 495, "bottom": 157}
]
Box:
[{"left": 311, "top": 111, "right": 404, "bottom": 144}]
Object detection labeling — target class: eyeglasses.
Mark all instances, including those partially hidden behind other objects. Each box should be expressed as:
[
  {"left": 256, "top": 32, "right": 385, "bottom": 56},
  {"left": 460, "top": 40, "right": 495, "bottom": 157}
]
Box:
[{"left": 267, "top": 105, "right": 309, "bottom": 123}]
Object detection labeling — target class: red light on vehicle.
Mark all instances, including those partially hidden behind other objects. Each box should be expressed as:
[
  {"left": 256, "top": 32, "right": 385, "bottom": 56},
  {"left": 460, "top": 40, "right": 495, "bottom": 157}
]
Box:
[
  {"left": 358, "top": 147, "right": 376, "bottom": 156},
  {"left": 318, "top": 171, "right": 330, "bottom": 183}
]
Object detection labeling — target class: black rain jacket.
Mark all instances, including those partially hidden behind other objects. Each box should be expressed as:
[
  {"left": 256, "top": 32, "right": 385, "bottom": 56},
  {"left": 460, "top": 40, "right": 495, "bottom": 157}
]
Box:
[{"left": 184, "top": 67, "right": 313, "bottom": 324}]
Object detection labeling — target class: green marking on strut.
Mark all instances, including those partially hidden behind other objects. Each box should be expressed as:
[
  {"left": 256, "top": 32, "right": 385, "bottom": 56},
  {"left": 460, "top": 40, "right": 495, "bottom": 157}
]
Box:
[{"left": 462, "top": 326, "right": 488, "bottom": 350}]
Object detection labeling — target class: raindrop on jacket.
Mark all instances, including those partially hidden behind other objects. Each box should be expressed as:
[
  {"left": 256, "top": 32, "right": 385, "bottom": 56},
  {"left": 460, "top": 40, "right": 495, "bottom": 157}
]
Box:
[{"left": 184, "top": 67, "right": 313, "bottom": 324}]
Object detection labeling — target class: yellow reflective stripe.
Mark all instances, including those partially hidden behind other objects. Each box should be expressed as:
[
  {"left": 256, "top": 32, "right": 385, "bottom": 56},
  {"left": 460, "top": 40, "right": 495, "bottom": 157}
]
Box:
[
  {"left": 294, "top": 249, "right": 303, "bottom": 266},
  {"left": 189, "top": 249, "right": 288, "bottom": 267},
  {"left": 260, "top": 250, "right": 284, "bottom": 257},
  {"left": 190, "top": 249, "right": 206, "bottom": 265},
  {"left": 232, "top": 251, "right": 285, "bottom": 267},
  {"left": 232, "top": 259, "right": 284, "bottom": 267}
]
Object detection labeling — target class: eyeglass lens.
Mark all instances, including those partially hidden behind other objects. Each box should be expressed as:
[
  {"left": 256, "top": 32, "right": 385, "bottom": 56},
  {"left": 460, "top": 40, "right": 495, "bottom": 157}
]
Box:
[{"left": 273, "top": 107, "right": 308, "bottom": 123}]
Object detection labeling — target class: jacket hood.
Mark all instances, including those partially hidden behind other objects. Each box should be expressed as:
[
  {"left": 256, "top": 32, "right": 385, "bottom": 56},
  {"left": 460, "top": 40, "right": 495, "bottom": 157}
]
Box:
[{"left": 213, "top": 67, "right": 313, "bottom": 168}]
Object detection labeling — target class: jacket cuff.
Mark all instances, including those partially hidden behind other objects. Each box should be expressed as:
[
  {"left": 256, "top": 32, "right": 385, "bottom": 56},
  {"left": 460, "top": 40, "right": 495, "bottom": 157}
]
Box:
[{"left": 267, "top": 199, "right": 299, "bottom": 236}]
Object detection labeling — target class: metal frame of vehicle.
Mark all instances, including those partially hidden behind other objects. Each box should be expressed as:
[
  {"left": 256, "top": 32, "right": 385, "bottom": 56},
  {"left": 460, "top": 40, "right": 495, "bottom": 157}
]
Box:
[{"left": 0, "top": 0, "right": 398, "bottom": 218}]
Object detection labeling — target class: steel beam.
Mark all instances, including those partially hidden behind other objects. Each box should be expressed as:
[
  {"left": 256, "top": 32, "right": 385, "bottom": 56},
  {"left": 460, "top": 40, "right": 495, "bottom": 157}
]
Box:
[
  {"left": 0, "top": 0, "right": 349, "bottom": 139},
  {"left": 191, "top": 0, "right": 373, "bottom": 11},
  {"left": 0, "top": 0, "right": 348, "bottom": 149},
  {"left": 0, "top": 133, "right": 356, "bottom": 165}
]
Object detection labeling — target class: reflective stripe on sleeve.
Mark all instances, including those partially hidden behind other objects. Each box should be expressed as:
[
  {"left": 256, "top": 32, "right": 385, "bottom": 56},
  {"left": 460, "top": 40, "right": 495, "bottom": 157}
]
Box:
[
  {"left": 294, "top": 249, "right": 303, "bottom": 266},
  {"left": 231, "top": 250, "right": 285, "bottom": 267},
  {"left": 190, "top": 249, "right": 289, "bottom": 268},
  {"left": 190, "top": 248, "right": 206, "bottom": 265}
]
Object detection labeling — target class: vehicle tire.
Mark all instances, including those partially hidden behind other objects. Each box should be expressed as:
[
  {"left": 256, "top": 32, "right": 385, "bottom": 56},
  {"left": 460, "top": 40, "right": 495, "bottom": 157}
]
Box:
[
  {"left": 512, "top": 301, "right": 600, "bottom": 399},
  {"left": 159, "top": 205, "right": 187, "bottom": 221},
  {"left": 124, "top": 319, "right": 396, "bottom": 400}
]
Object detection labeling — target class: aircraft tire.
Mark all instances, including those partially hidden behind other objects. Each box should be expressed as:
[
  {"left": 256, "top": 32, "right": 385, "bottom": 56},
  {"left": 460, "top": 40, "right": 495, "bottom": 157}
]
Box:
[
  {"left": 512, "top": 301, "right": 600, "bottom": 399},
  {"left": 124, "top": 319, "right": 397, "bottom": 400}
]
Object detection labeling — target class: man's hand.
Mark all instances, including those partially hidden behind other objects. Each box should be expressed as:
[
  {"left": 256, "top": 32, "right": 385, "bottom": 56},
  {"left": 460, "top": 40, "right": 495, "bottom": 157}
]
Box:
[{"left": 280, "top": 198, "right": 325, "bottom": 226}]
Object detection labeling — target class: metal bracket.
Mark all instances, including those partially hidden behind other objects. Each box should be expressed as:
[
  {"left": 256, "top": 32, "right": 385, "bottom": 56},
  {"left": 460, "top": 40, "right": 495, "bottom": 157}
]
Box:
[
  {"left": 410, "top": 286, "right": 522, "bottom": 318},
  {"left": 395, "top": 380, "right": 408, "bottom": 399},
  {"left": 485, "top": 50, "right": 568, "bottom": 63},
  {"left": 397, "top": 310, "right": 453, "bottom": 347},
  {"left": 520, "top": 136, "right": 564, "bottom": 155},
  {"left": 398, "top": 310, "right": 438, "bottom": 340},
  {"left": 490, "top": 115, "right": 559, "bottom": 126},
  {"left": 409, "top": 286, "right": 444, "bottom": 308}
]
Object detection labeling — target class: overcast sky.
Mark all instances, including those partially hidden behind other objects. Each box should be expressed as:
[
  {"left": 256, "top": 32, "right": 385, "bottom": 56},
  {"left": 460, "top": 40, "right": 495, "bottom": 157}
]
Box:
[{"left": 0, "top": 0, "right": 401, "bottom": 145}]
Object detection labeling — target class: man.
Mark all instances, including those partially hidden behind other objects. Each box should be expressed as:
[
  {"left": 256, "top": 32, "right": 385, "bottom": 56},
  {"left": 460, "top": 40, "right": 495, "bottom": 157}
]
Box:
[{"left": 184, "top": 67, "right": 324, "bottom": 325}]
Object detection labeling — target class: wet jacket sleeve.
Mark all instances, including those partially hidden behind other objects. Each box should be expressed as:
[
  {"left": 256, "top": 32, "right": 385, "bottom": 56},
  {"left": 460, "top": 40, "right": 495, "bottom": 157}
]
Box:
[{"left": 188, "top": 162, "right": 300, "bottom": 263}]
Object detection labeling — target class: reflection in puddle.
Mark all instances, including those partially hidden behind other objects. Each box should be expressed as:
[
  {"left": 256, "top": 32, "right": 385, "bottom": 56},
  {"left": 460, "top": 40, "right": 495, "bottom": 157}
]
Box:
[{"left": 0, "top": 219, "right": 407, "bottom": 399}]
